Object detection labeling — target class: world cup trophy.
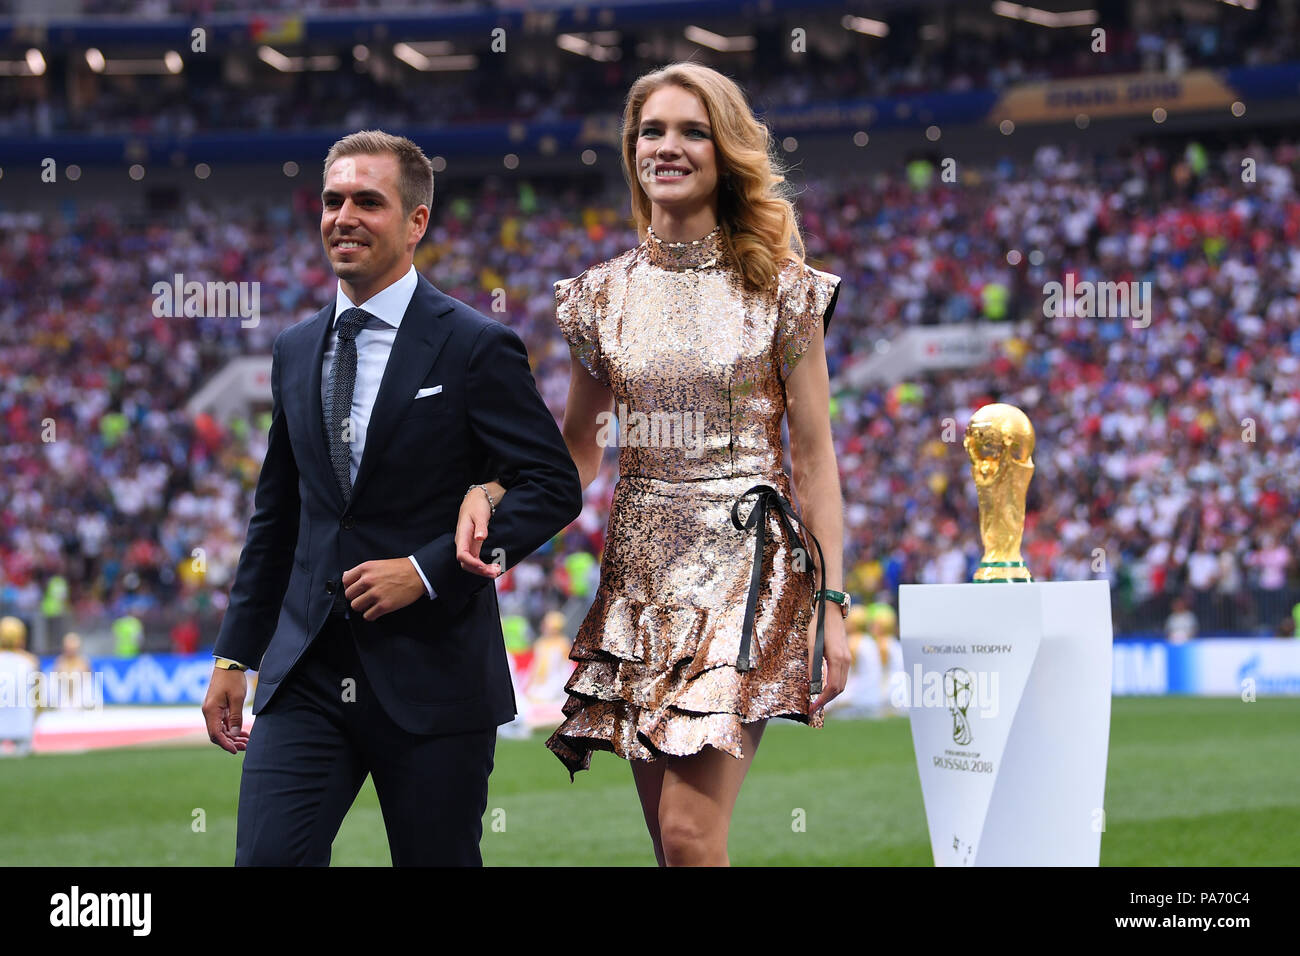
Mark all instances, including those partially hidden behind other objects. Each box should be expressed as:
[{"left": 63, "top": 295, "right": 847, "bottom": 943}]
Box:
[{"left": 963, "top": 404, "right": 1035, "bottom": 583}]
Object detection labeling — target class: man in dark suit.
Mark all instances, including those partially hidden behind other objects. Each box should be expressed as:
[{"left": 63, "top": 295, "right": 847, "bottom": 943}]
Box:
[{"left": 200, "top": 131, "right": 582, "bottom": 866}]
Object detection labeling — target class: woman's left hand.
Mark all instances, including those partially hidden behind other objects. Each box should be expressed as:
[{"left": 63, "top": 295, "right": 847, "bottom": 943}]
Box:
[
  {"left": 809, "top": 606, "right": 850, "bottom": 716},
  {"left": 456, "top": 486, "right": 501, "bottom": 578}
]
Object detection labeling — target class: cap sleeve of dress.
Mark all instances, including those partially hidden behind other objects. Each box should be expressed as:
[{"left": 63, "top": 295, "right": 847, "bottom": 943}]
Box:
[
  {"left": 554, "top": 268, "right": 611, "bottom": 388},
  {"left": 774, "top": 259, "right": 841, "bottom": 382}
]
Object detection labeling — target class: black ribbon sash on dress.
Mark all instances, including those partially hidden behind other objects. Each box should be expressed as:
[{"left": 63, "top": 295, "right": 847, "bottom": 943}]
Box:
[{"left": 730, "top": 484, "right": 828, "bottom": 695}]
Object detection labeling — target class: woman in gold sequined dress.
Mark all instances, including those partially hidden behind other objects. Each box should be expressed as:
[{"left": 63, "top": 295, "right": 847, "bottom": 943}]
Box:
[{"left": 456, "top": 63, "right": 850, "bottom": 866}]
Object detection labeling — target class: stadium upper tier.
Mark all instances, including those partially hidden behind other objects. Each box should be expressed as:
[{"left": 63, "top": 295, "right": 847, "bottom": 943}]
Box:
[{"left": 1, "top": 2, "right": 1296, "bottom": 152}]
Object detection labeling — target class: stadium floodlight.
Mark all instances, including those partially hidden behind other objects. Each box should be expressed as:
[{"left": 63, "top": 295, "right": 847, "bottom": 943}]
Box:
[
  {"left": 258, "top": 46, "right": 293, "bottom": 72},
  {"left": 393, "top": 43, "right": 477, "bottom": 71},
  {"left": 397, "top": 40, "right": 455, "bottom": 57},
  {"left": 683, "top": 26, "right": 756, "bottom": 52},
  {"left": 991, "top": 2, "right": 1098, "bottom": 27},
  {"left": 842, "top": 15, "right": 890, "bottom": 38},
  {"left": 77, "top": 50, "right": 180, "bottom": 76},
  {"left": 556, "top": 34, "right": 620, "bottom": 61},
  {"left": 257, "top": 46, "right": 340, "bottom": 73}
]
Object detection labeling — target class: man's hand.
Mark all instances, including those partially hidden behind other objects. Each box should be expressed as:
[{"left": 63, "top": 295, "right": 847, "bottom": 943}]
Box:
[
  {"left": 202, "top": 667, "right": 250, "bottom": 754},
  {"left": 343, "top": 558, "right": 427, "bottom": 622}
]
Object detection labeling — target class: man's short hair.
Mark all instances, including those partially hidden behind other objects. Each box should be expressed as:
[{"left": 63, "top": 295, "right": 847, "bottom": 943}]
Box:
[{"left": 323, "top": 130, "right": 434, "bottom": 217}]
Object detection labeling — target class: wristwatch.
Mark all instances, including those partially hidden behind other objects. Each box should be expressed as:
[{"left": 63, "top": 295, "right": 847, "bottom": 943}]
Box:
[
  {"left": 815, "top": 589, "right": 852, "bottom": 619},
  {"left": 213, "top": 657, "right": 248, "bottom": 671}
]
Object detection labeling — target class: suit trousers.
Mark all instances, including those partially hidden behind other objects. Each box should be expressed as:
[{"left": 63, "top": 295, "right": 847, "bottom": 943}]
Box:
[{"left": 235, "top": 612, "right": 497, "bottom": 866}]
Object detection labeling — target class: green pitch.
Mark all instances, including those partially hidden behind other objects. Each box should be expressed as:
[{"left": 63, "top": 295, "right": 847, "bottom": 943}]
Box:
[{"left": 2, "top": 697, "right": 1296, "bottom": 865}]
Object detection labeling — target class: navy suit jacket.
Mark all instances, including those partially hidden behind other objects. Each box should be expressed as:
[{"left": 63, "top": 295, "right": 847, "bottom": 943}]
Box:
[{"left": 213, "top": 273, "right": 583, "bottom": 735}]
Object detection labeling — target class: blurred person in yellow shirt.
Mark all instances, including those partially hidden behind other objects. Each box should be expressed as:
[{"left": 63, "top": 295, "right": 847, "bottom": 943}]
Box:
[
  {"left": 828, "top": 605, "right": 879, "bottom": 718},
  {"left": 527, "top": 611, "right": 575, "bottom": 714},
  {"left": 51, "top": 632, "right": 95, "bottom": 709},
  {"left": 0, "top": 617, "right": 40, "bottom": 756},
  {"left": 869, "top": 605, "right": 905, "bottom": 716}
]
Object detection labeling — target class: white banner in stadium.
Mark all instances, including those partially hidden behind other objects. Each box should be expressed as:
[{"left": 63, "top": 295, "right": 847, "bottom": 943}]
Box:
[{"left": 845, "top": 323, "right": 1020, "bottom": 387}]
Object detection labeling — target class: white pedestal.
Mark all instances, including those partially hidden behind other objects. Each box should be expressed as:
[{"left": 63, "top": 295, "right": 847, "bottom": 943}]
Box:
[{"left": 898, "top": 581, "right": 1113, "bottom": 866}]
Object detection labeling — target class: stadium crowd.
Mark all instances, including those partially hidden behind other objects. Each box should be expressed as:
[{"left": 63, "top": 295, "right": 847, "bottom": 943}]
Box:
[{"left": 1, "top": 136, "right": 1298, "bottom": 650}]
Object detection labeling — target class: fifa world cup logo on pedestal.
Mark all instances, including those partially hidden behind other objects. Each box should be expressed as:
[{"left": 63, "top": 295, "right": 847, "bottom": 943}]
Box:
[
  {"left": 944, "top": 667, "right": 974, "bottom": 745},
  {"left": 963, "top": 403, "right": 1035, "bottom": 583}
]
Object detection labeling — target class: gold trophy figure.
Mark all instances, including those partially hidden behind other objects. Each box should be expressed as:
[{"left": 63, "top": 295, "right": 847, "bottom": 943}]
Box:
[{"left": 963, "top": 404, "right": 1035, "bottom": 583}]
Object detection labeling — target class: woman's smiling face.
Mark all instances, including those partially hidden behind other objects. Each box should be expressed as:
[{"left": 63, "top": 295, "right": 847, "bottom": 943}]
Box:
[{"left": 634, "top": 85, "right": 719, "bottom": 214}]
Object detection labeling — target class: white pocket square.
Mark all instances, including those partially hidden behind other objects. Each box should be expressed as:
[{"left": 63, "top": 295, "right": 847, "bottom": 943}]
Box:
[{"left": 414, "top": 385, "right": 443, "bottom": 399}]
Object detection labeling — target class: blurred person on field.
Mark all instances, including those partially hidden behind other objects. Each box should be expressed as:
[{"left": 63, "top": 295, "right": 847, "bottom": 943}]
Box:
[
  {"left": 1165, "top": 596, "right": 1197, "bottom": 644},
  {"left": 112, "top": 614, "right": 143, "bottom": 658},
  {"left": 0, "top": 617, "right": 39, "bottom": 670},
  {"left": 53, "top": 632, "right": 91, "bottom": 675},
  {"left": 870, "top": 604, "right": 905, "bottom": 715},
  {"left": 52, "top": 632, "right": 94, "bottom": 710},
  {"left": 499, "top": 614, "right": 533, "bottom": 741},
  {"left": 829, "top": 604, "right": 880, "bottom": 718},
  {"left": 526, "top": 610, "right": 574, "bottom": 710},
  {"left": 0, "top": 617, "right": 38, "bottom": 757},
  {"left": 171, "top": 618, "right": 200, "bottom": 655}
]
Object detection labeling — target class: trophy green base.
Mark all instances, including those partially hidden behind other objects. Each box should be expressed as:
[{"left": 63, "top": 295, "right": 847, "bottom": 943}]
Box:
[{"left": 973, "top": 560, "right": 1032, "bottom": 583}]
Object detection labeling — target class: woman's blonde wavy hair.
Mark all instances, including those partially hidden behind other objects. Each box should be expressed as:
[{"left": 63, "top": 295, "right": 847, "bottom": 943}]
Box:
[{"left": 620, "top": 62, "right": 805, "bottom": 292}]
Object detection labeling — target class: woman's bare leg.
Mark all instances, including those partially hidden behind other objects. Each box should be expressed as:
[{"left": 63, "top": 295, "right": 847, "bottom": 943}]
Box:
[
  {"left": 655, "top": 718, "right": 767, "bottom": 866},
  {"left": 630, "top": 758, "right": 668, "bottom": 866}
]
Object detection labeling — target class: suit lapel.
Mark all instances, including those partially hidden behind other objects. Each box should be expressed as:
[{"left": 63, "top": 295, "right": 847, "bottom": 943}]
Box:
[
  {"left": 302, "top": 300, "right": 342, "bottom": 511},
  {"left": 349, "top": 275, "right": 456, "bottom": 506}
]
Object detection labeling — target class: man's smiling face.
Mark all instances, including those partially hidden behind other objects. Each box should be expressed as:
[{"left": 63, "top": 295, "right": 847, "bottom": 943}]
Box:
[{"left": 321, "top": 152, "right": 427, "bottom": 303}]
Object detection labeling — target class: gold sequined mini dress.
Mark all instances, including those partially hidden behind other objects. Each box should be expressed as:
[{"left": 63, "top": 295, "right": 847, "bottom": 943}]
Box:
[{"left": 545, "top": 225, "right": 841, "bottom": 780}]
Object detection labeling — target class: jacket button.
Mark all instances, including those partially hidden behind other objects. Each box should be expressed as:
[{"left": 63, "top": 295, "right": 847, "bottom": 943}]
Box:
[
  {"left": 325, "top": 579, "right": 336, "bottom": 594},
  {"left": 341, "top": 515, "right": 355, "bottom": 530}
]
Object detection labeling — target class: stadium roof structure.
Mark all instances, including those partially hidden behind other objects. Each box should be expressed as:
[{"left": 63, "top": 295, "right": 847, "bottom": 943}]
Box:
[
  {"left": 4, "top": 59, "right": 1296, "bottom": 169},
  {"left": 6, "top": 0, "right": 881, "bottom": 46}
]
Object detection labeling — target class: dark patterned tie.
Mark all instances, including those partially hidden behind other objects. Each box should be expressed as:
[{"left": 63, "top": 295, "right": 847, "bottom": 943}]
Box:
[{"left": 323, "top": 306, "right": 371, "bottom": 504}]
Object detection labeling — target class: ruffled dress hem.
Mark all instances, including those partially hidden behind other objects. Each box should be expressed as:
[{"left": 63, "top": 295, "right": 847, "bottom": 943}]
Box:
[{"left": 543, "top": 589, "right": 824, "bottom": 782}]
